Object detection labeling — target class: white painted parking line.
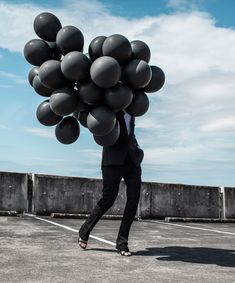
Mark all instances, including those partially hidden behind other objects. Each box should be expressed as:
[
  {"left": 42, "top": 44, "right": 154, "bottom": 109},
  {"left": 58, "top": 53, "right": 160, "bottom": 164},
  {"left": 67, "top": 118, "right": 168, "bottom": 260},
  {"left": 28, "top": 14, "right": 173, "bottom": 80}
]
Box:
[
  {"left": 35, "top": 216, "right": 78, "bottom": 232},
  {"left": 33, "top": 215, "right": 116, "bottom": 246},
  {"left": 146, "top": 220, "right": 235, "bottom": 236}
]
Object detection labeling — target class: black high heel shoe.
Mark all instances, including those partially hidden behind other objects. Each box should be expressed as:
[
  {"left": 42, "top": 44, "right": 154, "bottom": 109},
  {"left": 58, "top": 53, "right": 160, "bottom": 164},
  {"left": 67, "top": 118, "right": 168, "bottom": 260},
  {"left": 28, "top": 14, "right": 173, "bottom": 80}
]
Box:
[
  {"left": 117, "top": 249, "right": 132, "bottom": 256},
  {"left": 78, "top": 229, "right": 89, "bottom": 249},
  {"left": 116, "top": 244, "right": 132, "bottom": 256},
  {"left": 78, "top": 237, "right": 88, "bottom": 249}
]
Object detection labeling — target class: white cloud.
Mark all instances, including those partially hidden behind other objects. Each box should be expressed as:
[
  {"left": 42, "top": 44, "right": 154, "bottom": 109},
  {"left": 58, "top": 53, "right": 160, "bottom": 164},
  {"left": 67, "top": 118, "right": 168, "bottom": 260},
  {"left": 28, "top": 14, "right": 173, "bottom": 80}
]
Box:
[
  {"left": 143, "top": 144, "right": 203, "bottom": 165},
  {"left": 77, "top": 148, "right": 101, "bottom": 159},
  {"left": 0, "top": 70, "right": 26, "bottom": 84},
  {"left": 32, "top": 156, "right": 64, "bottom": 162},
  {"left": 23, "top": 127, "right": 55, "bottom": 139},
  {"left": 166, "top": 0, "right": 206, "bottom": 11},
  {"left": 200, "top": 117, "right": 235, "bottom": 132},
  {"left": 135, "top": 117, "right": 165, "bottom": 130},
  {"left": 166, "top": 0, "right": 188, "bottom": 9}
]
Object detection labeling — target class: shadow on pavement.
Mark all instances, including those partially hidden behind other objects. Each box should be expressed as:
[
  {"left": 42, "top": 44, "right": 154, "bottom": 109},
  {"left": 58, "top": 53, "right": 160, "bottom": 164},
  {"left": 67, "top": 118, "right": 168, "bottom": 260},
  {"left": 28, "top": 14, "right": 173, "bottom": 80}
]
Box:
[
  {"left": 83, "top": 248, "right": 116, "bottom": 253},
  {"left": 133, "top": 246, "right": 235, "bottom": 267}
]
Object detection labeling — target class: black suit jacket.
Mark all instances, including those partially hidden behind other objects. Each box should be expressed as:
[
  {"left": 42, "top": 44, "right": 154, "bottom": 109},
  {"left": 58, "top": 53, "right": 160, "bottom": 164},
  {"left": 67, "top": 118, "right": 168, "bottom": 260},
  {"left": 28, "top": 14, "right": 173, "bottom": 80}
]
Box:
[{"left": 101, "top": 111, "right": 144, "bottom": 167}]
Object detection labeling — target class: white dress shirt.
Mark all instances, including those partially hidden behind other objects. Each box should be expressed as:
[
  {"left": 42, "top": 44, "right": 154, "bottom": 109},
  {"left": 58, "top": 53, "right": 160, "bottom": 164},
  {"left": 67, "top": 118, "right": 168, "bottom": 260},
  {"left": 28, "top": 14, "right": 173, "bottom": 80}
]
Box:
[{"left": 123, "top": 111, "right": 131, "bottom": 135}]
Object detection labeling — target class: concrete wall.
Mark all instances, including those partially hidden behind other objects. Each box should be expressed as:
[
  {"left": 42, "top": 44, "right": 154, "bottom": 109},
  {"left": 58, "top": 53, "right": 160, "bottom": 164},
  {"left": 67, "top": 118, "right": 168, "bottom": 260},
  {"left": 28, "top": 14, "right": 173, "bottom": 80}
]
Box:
[
  {"left": 150, "top": 182, "right": 220, "bottom": 218},
  {"left": 139, "top": 182, "right": 152, "bottom": 218},
  {"left": 33, "top": 174, "right": 221, "bottom": 218},
  {"left": 224, "top": 187, "right": 235, "bottom": 219},
  {"left": 0, "top": 172, "right": 28, "bottom": 212},
  {"left": 0, "top": 171, "right": 234, "bottom": 219},
  {"left": 33, "top": 174, "right": 127, "bottom": 216}
]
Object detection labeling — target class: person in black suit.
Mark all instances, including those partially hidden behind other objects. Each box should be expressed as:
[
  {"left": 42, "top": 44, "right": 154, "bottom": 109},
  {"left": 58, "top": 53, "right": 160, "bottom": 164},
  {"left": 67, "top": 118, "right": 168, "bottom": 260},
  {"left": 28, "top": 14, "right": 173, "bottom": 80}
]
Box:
[{"left": 78, "top": 110, "right": 144, "bottom": 256}]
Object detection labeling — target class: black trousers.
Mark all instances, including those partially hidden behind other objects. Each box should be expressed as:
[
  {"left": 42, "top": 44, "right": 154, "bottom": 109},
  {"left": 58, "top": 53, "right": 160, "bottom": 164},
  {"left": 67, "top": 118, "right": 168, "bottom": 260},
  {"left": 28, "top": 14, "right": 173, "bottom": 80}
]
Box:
[{"left": 79, "top": 153, "right": 141, "bottom": 249}]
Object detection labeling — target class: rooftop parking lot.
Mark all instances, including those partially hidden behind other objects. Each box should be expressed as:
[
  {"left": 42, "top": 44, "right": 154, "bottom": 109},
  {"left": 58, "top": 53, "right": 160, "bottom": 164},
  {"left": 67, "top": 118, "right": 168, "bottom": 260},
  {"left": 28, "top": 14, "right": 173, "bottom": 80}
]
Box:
[{"left": 0, "top": 215, "right": 234, "bottom": 283}]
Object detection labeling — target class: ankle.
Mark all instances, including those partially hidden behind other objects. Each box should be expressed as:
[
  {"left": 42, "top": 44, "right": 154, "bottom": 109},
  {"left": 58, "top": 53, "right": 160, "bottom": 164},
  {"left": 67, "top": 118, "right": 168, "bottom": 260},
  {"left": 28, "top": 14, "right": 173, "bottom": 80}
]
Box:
[
  {"left": 116, "top": 243, "right": 129, "bottom": 252},
  {"left": 79, "top": 229, "right": 89, "bottom": 241}
]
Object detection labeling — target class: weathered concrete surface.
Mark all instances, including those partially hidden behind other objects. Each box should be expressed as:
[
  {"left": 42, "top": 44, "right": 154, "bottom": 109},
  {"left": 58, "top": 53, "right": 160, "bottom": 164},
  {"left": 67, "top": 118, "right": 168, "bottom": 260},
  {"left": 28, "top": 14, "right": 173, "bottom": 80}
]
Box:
[
  {"left": 139, "top": 182, "right": 152, "bottom": 218},
  {"left": 33, "top": 174, "right": 128, "bottom": 216},
  {"left": 1, "top": 171, "right": 233, "bottom": 220},
  {"left": 33, "top": 174, "right": 222, "bottom": 219},
  {"left": 0, "top": 211, "right": 17, "bottom": 216},
  {"left": 33, "top": 174, "right": 102, "bottom": 215},
  {"left": 150, "top": 183, "right": 220, "bottom": 218},
  {"left": 165, "top": 217, "right": 235, "bottom": 223},
  {"left": 50, "top": 213, "right": 127, "bottom": 219},
  {"left": 0, "top": 172, "right": 28, "bottom": 213},
  {"left": 225, "top": 187, "right": 235, "bottom": 219},
  {"left": 0, "top": 216, "right": 234, "bottom": 283}
]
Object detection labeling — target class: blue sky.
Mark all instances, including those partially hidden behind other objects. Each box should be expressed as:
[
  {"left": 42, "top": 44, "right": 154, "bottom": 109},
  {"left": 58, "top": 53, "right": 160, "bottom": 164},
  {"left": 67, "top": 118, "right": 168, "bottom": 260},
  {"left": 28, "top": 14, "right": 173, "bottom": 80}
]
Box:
[{"left": 0, "top": 0, "right": 235, "bottom": 187}]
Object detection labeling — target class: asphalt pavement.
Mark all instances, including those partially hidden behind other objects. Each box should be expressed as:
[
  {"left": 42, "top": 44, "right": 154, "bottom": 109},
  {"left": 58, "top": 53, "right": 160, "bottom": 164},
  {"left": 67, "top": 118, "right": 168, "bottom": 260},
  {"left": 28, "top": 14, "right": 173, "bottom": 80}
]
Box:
[{"left": 0, "top": 215, "right": 234, "bottom": 283}]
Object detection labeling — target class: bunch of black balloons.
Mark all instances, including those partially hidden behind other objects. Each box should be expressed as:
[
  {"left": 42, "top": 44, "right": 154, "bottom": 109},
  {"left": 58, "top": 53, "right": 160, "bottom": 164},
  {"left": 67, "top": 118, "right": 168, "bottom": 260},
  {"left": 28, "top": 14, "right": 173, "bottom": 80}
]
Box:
[{"left": 24, "top": 12, "right": 165, "bottom": 145}]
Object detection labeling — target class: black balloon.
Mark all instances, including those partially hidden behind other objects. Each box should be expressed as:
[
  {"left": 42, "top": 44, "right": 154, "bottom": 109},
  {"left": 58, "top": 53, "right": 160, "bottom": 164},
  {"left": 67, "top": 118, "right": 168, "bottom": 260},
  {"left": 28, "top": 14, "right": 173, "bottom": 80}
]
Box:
[
  {"left": 87, "top": 105, "right": 116, "bottom": 136},
  {"left": 105, "top": 83, "right": 133, "bottom": 111},
  {"left": 33, "top": 12, "right": 62, "bottom": 42},
  {"left": 47, "top": 41, "right": 61, "bottom": 61},
  {"left": 102, "top": 34, "right": 132, "bottom": 65},
  {"left": 50, "top": 87, "right": 79, "bottom": 116},
  {"left": 123, "top": 59, "right": 152, "bottom": 89},
  {"left": 55, "top": 116, "right": 80, "bottom": 144},
  {"left": 56, "top": 25, "right": 84, "bottom": 55},
  {"left": 94, "top": 121, "right": 120, "bottom": 146},
  {"left": 33, "top": 75, "right": 53, "bottom": 97},
  {"left": 25, "top": 12, "right": 165, "bottom": 145},
  {"left": 28, "top": 66, "right": 39, "bottom": 86},
  {"left": 78, "top": 80, "right": 103, "bottom": 105},
  {"left": 88, "top": 36, "right": 106, "bottom": 61},
  {"left": 36, "top": 100, "right": 62, "bottom": 126},
  {"left": 144, "top": 65, "right": 165, "bottom": 93},
  {"left": 39, "top": 60, "right": 65, "bottom": 89},
  {"left": 61, "top": 51, "right": 91, "bottom": 82},
  {"left": 131, "top": 40, "right": 151, "bottom": 63},
  {"left": 125, "top": 90, "right": 149, "bottom": 117},
  {"left": 74, "top": 98, "right": 91, "bottom": 112},
  {"left": 78, "top": 110, "right": 89, "bottom": 128},
  {"left": 90, "top": 56, "right": 121, "bottom": 88},
  {"left": 23, "top": 39, "right": 52, "bottom": 66}
]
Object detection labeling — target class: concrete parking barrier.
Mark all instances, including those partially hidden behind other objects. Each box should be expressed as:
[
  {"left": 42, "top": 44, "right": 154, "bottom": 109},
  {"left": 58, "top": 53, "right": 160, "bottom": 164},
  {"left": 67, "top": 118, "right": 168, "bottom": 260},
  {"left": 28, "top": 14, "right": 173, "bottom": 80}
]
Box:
[
  {"left": 33, "top": 174, "right": 128, "bottom": 215},
  {"left": 0, "top": 171, "right": 233, "bottom": 220},
  {"left": 0, "top": 171, "right": 28, "bottom": 213},
  {"left": 224, "top": 187, "right": 235, "bottom": 219},
  {"left": 150, "top": 182, "right": 220, "bottom": 218}
]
